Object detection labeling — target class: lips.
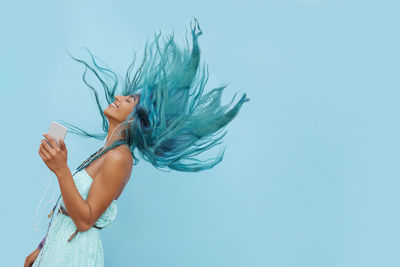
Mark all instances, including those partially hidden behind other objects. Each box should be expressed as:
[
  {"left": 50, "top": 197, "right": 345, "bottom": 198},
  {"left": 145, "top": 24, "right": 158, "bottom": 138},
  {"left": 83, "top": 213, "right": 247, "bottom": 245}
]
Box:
[{"left": 111, "top": 102, "right": 118, "bottom": 108}]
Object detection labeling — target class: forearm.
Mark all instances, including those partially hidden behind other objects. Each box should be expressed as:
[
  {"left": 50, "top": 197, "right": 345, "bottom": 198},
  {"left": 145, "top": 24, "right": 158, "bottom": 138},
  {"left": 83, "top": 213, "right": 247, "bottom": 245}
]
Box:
[{"left": 56, "top": 167, "right": 90, "bottom": 231}]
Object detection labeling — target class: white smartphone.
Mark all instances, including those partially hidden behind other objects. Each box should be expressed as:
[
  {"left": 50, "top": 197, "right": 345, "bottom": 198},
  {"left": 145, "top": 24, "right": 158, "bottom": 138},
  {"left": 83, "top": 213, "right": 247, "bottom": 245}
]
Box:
[{"left": 47, "top": 121, "right": 68, "bottom": 148}]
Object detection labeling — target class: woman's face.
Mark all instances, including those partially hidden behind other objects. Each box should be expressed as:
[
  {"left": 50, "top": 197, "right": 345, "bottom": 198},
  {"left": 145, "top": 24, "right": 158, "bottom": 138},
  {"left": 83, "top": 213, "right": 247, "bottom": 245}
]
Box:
[{"left": 104, "top": 94, "right": 140, "bottom": 123}]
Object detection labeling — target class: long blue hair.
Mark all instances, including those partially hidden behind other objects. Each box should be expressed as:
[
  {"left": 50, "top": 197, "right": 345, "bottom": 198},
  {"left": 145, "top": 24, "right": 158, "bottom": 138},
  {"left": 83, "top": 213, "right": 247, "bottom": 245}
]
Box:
[{"left": 56, "top": 17, "right": 250, "bottom": 172}]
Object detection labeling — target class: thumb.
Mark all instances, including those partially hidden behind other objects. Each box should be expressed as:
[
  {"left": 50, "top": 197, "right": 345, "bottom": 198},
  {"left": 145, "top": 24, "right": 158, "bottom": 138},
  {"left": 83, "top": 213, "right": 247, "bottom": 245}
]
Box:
[{"left": 59, "top": 139, "right": 66, "bottom": 151}]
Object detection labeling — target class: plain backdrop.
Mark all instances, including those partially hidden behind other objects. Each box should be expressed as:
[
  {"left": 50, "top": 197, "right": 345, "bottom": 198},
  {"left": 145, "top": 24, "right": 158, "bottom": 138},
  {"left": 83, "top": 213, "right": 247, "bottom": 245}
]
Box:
[{"left": 1, "top": 0, "right": 400, "bottom": 266}]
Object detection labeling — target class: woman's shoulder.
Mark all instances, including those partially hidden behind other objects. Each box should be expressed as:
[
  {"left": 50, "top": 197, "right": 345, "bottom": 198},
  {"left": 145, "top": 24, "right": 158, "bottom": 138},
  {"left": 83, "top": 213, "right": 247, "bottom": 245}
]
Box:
[
  {"left": 105, "top": 144, "right": 133, "bottom": 167},
  {"left": 97, "top": 145, "right": 132, "bottom": 182}
]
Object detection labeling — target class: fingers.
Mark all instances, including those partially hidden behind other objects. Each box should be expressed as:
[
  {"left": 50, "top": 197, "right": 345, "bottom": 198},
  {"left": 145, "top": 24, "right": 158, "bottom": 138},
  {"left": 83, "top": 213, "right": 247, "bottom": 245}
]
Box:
[
  {"left": 43, "top": 133, "right": 60, "bottom": 151},
  {"left": 41, "top": 139, "right": 53, "bottom": 155},
  {"left": 59, "top": 138, "right": 66, "bottom": 151},
  {"left": 39, "top": 146, "right": 49, "bottom": 160}
]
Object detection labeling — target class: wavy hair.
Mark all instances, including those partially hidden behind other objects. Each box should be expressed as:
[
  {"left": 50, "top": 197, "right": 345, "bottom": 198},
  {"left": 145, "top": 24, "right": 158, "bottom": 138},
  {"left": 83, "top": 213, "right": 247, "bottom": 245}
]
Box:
[{"left": 56, "top": 17, "right": 250, "bottom": 172}]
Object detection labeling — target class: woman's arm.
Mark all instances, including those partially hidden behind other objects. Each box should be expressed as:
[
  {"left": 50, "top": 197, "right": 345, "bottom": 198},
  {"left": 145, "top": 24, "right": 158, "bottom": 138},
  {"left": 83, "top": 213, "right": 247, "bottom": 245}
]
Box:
[
  {"left": 39, "top": 133, "right": 90, "bottom": 232},
  {"left": 39, "top": 133, "right": 130, "bottom": 232},
  {"left": 82, "top": 150, "right": 131, "bottom": 230},
  {"left": 56, "top": 149, "right": 131, "bottom": 231},
  {"left": 55, "top": 168, "right": 91, "bottom": 232}
]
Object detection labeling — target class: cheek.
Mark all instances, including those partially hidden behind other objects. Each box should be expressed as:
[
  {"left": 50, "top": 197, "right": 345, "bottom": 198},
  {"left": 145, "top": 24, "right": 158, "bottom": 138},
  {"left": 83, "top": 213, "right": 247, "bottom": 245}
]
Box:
[
  {"left": 126, "top": 104, "right": 136, "bottom": 114},
  {"left": 121, "top": 106, "right": 133, "bottom": 117}
]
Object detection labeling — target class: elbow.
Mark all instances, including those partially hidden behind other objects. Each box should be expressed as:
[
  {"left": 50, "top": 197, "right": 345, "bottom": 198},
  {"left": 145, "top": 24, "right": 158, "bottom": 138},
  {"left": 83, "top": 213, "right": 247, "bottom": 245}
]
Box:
[
  {"left": 77, "top": 202, "right": 93, "bottom": 232},
  {"left": 76, "top": 214, "right": 92, "bottom": 232},
  {"left": 76, "top": 215, "right": 95, "bottom": 232},
  {"left": 77, "top": 222, "right": 91, "bottom": 232}
]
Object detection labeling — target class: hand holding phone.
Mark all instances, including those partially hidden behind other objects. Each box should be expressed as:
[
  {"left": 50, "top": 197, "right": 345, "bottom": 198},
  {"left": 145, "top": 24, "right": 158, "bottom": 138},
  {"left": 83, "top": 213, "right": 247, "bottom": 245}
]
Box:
[
  {"left": 39, "top": 121, "right": 69, "bottom": 174},
  {"left": 47, "top": 121, "right": 68, "bottom": 148}
]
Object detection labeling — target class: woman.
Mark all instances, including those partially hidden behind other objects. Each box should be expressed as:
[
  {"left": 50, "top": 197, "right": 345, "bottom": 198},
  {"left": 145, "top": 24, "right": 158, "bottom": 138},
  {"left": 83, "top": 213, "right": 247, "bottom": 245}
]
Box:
[{"left": 25, "top": 17, "right": 249, "bottom": 267}]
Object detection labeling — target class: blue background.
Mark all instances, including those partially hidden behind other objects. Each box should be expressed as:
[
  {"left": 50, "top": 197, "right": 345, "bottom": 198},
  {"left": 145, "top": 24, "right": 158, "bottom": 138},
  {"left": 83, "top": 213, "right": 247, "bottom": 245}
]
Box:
[{"left": 1, "top": 0, "right": 400, "bottom": 266}]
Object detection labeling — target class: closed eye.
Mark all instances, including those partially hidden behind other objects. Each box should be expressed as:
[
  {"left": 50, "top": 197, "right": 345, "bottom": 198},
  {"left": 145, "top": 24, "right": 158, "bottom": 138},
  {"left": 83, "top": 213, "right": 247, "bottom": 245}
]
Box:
[{"left": 129, "top": 95, "right": 136, "bottom": 103}]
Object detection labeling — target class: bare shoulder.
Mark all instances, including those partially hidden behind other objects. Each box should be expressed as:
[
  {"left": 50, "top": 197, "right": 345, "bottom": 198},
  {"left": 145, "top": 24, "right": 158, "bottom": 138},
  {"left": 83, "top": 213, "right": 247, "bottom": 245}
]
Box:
[
  {"left": 102, "top": 145, "right": 133, "bottom": 176},
  {"left": 107, "top": 145, "right": 132, "bottom": 162}
]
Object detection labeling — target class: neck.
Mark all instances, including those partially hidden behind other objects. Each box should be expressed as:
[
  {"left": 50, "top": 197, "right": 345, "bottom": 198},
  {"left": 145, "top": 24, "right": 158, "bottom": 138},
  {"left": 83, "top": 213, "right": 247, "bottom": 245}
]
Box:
[{"left": 104, "top": 121, "right": 126, "bottom": 148}]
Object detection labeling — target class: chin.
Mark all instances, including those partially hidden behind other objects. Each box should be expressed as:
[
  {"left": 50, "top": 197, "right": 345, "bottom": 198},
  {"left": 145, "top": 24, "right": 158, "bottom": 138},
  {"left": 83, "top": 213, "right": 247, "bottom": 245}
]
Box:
[
  {"left": 103, "top": 109, "right": 118, "bottom": 123},
  {"left": 103, "top": 108, "right": 111, "bottom": 117}
]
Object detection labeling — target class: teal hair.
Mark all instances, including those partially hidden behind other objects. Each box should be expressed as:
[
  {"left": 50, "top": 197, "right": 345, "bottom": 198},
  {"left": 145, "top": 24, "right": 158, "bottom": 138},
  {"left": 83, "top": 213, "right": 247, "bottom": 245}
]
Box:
[{"left": 56, "top": 17, "right": 250, "bottom": 172}]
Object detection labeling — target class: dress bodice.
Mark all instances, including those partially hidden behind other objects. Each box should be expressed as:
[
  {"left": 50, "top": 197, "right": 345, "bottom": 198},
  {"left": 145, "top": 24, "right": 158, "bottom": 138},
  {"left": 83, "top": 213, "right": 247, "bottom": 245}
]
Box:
[{"left": 59, "top": 168, "right": 118, "bottom": 228}]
